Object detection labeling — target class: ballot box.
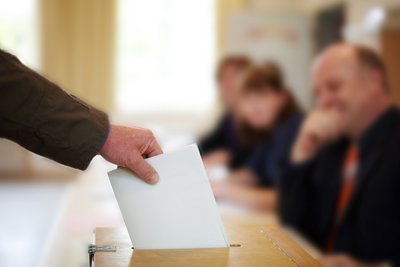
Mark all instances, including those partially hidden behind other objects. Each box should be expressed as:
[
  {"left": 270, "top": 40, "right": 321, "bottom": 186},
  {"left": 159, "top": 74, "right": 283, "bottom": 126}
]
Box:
[{"left": 90, "top": 219, "right": 322, "bottom": 267}]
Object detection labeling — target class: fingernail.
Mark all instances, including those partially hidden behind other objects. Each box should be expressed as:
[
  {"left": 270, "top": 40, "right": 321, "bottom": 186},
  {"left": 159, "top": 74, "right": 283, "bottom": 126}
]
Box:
[{"left": 147, "top": 173, "right": 159, "bottom": 185}]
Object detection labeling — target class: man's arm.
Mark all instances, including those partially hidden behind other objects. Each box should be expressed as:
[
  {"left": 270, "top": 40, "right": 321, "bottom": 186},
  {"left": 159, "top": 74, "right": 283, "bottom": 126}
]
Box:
[
  {"left": 278, "top": 158, "right": 316, "bottom": 236},
  {"left": 211, "top": 178, "right": 277, "bottom": 211},
  {"left": 279, "top": 109, "right": 342, "bottom": 242},
  {"left": 0, "top": 50, "right": 162, "bottom": 183},
  {"left": 0, "top": 49, "right": 108, "bottom": 170}
]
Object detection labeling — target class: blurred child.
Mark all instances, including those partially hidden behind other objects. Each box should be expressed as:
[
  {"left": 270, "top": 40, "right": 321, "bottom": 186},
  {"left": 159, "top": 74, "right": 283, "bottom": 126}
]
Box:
[
  {"left": 211, "top": 63, "right": 303, "bottom": 211},
  {"left": 199, "top": 55, "right": 252, "bottom": 170}
]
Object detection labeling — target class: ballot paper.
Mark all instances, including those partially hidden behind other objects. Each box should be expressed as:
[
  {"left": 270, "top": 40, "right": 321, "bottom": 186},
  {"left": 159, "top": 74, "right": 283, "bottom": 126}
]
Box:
[{"left": 108, "top": 144, "right": 229, "bottom": 250}]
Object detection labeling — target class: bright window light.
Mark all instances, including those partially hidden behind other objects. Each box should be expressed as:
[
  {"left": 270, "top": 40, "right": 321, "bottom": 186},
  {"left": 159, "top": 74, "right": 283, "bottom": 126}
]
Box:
[
  {"left": 0, "top": 0, "right": 38, "bottom": 69},
  {"left": 116, "top": 0, "right": 216, "bottom": 114}
]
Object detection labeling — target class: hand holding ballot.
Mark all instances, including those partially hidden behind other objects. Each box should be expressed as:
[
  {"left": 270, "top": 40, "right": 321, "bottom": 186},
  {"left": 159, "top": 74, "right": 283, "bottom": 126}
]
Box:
[
  {"left": 108, "top": 145, "right": 229, "bottom": 250},
  {"left": 101, "top": 125, "right": 163, "bottom": 184}
]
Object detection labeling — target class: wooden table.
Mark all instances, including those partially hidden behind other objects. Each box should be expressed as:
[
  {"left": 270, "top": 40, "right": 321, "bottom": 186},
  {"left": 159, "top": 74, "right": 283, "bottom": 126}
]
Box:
[{"left": 93, "top": 214, "right": 321, "bottom": 267}]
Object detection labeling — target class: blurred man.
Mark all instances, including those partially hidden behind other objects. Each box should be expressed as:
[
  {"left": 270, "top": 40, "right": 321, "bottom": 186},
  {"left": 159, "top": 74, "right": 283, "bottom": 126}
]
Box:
[
  {"left": 279, "top": 43, "right": 400, "bottom": 266},
  {"left": 0, "top": 49, "right": 162, "bottom": 184}
]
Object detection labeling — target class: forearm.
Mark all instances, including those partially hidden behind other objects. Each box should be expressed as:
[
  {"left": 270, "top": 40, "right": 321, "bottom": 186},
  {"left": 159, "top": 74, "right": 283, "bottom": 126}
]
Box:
[
  {"left": 0, "top": 50, "right": 109, "bottom": 170},
  {"left": 203, "top": 149, "right": 231, "bottom": 169},
  {"left": 228, "top": 168, "right": 258, "bottom": 186},
  {"left": 278, "top": 160, "right": 316, "bottom": 233},
  {"left": 216, "top": 182, "right": 277, "bottom": 212}
]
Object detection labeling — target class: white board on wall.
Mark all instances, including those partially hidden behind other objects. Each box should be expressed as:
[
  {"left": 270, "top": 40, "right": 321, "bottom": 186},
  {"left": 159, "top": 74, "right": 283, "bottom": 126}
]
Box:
[{"left": 226, "top": 12, "right": 313, "bottom": 109}]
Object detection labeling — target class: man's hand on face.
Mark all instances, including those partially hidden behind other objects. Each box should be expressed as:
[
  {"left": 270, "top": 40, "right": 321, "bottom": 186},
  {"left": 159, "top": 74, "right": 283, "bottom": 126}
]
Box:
[
  {"left": 320, "top": 254, "right": 386, "bottom": 267},
  {"left": 100, "top": 125, "right": 163, "bottom": 184},
  {"left": 291, "top": 109, "right": 342, "bottom": 164}
]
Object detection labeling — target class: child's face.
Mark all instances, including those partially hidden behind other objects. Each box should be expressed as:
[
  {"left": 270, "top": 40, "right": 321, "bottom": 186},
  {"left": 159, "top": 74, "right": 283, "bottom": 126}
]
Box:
[{"left": 239, "top": 89, "right": 286, "bottom": 129}]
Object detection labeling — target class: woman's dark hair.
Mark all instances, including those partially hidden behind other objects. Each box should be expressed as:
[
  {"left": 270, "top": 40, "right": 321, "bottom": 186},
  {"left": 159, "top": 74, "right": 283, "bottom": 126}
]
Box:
[
  {"left": 216, "top": 55, "right": 251, "bottom": 81},
  {"left": 239, "top": 62, "right": 301, "bottom": 146},
  {"left": 241, "top": 62, "right": 300, "bottom": 121}
]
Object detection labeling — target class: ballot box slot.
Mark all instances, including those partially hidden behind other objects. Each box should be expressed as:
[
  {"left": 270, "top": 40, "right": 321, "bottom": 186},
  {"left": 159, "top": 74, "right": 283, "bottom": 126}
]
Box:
[{"left": 88, "top": 244, "right": 117, "bottom": 267}]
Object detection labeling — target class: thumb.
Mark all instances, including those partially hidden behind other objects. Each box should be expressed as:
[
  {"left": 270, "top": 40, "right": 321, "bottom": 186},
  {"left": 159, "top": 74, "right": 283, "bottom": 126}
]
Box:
[{"left": 127, "top": 154, "right": 159, "bottom": 184}]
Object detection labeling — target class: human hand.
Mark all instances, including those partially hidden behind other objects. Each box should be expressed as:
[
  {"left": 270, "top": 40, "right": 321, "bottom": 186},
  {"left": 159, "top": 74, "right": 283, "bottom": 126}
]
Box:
[
  {"left": 210, "top": 180, "right": 227, "bottom": 200},
  {"left": 100, "top": 125, "right": 163, "bottom": 184},
  {"left": 210, "top": 179, "right": 237, "bottom": 200},
  {"left": 291, "top": 109, "right": 342, "bottom": 164},
  {"left": 320, "top": 254, "right": 385, "bottom": 267},
  {"left": 203, "top": 150, "right": 231, "bottom": 170}
]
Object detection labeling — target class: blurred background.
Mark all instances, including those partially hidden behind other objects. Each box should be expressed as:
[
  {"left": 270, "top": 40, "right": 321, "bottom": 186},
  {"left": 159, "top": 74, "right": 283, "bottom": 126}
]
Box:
[{"left": 0, "top": 0, "right": 399, "bottom": 266}]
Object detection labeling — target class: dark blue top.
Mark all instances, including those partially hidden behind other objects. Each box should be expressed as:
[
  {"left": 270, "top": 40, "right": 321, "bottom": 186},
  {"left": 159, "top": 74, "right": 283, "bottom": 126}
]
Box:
[
  {"left": 199, "top": 113, "right": 254, "bottom": 169},
  {"left": 247, "top": 114, "right": 304, "bottom": 187}
]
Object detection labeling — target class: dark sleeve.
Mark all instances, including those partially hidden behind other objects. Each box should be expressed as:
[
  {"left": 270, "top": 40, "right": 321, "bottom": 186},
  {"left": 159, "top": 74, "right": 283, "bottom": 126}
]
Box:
[
  {"left": 0, "top": 50, "right": 109, "bottom": 170},
  {"left": 198, "top": 116, "right": 228, "bottom": 154},
  {"left": 267, "top": 114, "right": 304, "bottom": 185},
  {"left": 246, "top": 144, "right": 271, "bottom": 186},
  {"left": 278, "top": 159, "right": 317, "bottom": 239}
]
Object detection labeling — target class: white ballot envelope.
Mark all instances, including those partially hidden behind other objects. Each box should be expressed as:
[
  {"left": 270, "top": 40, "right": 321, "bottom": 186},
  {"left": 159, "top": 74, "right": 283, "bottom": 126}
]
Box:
[{"left": 108, "top": 144, "right": 229, "bottom": 250}]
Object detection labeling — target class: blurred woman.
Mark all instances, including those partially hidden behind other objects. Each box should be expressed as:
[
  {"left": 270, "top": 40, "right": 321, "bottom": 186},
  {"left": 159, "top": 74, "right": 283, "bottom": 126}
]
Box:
[
  {"left": 199, "top": 55, "right": 252, "bottom": 170},
  {"left": 211, "top": 63, "right": 303, "bottom": 211}
]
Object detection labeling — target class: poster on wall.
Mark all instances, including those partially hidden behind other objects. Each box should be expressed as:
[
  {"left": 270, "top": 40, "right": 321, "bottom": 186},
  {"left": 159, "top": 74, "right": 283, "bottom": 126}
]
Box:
[{"left": 226, "top": 12, "right": 312, "bottom": 109}]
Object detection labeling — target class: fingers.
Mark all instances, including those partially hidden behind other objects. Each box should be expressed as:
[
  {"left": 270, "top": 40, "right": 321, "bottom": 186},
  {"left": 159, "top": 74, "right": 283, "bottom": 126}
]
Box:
[
  {"left": 291, "top": 109, "right": 342, "bottom": 164},
  {"left": 307, "top": 110, "right": 341, "bottom": 142},
  {"left": 100, "top": 125, "right": 163, "bottom": 185},
  {"left": 127, "top": 152, "right": 160, "bottom": 184},
  {"left": 146, "top": 138, "right": 163, "bottom": 157}
]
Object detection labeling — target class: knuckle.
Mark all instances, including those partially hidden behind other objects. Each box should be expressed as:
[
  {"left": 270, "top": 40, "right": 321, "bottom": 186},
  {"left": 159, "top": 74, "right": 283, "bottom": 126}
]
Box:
[
  {"left": 129, "top": 154, "right": 141, "bottom": 166},
  {"left": 147, "top": 130, "right": 156, "bottom": 139},
  {"left": 142, "top": 128, "right": 152, "bottom": 136}
]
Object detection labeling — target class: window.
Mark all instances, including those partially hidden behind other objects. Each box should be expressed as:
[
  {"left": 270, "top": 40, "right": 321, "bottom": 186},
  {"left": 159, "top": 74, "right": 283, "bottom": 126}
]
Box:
[
  {"left": 116, "top": 0, "right": 216, "bottom": 114},
  {"left": 0, "top": 0, "right": 39, "bottom": 69}
]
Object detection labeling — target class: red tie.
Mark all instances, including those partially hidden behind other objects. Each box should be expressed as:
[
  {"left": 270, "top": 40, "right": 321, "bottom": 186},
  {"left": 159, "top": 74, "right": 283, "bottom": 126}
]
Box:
[{"left": 325, "top": 145, "right": 359, "bottom": 252}]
